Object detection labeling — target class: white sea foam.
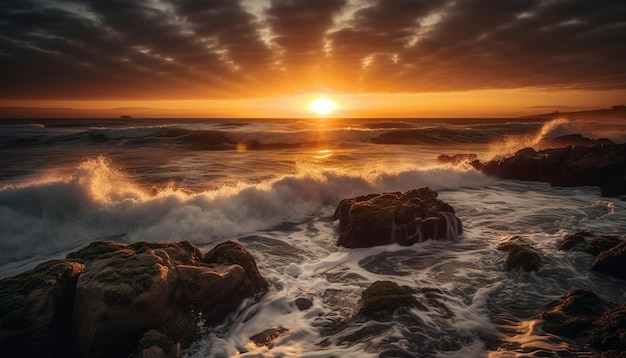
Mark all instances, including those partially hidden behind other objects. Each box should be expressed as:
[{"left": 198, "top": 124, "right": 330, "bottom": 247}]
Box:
[{"left": 0, "top": 156, "right": 494, "bottom": 277}]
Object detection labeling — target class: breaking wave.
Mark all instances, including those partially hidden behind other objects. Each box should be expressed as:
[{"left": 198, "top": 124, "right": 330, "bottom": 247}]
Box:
[{"left": 0, "top": 156, "right": 492, "bottom": 276}]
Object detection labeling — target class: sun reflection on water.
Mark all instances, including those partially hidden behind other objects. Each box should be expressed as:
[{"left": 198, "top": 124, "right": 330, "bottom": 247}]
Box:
[{"left": 313, "top": 149, "right": 333, "bottom": 159}]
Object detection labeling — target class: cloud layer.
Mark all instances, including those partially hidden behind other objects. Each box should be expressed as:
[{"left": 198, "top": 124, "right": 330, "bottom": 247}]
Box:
[{"left": 1, "top": 0, "right": 625, "bottom": 99}]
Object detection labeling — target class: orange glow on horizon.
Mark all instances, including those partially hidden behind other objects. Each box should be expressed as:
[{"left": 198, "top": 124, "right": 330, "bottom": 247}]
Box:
[{"left": 1, "top": 88, "right": 625, "bottom": 119}]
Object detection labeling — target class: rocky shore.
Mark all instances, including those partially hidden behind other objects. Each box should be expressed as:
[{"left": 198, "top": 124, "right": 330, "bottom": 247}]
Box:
[
  {"left": 0, "top": 240, "right": 268, "bottom": 358},
  {"left": 2, "top": 185, "right": 625, "bottom": 357},
  {"left": 439, "top": 142, "right": 626, "bottom": 197}
]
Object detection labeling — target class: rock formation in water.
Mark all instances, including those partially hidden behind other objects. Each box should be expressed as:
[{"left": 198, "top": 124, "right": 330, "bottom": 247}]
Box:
[
  {"left": 358, "top": 280, "right": 422, "bottom": 321},
  {"left": 0, "top": 240, "right": 267, "bottom": 358},
  {"left": 497, "top": 238, "right": 542, "bottom": 272},
  {"left": 474, "top": 144, "right": 626, "bottom": 197},
  {"left": 534, "top": 288, "right": 626, "bottom": 356},
  {"left": 559, "top": 231, "right": 626, "bottom": 280},
  {"left": 334, "top": 188, "right": 463, "bottom": 248},
  {"left": 592, "top": 241, "right": 626, "bottom": 280}
]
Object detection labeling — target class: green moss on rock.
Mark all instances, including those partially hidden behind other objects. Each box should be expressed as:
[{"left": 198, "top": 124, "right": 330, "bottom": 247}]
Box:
[
  {"left": 497, "top": 238, "right": 542, "bottom": 272},
  {"left": 359, "top": 280, "right": 422, "bottom": 321},
  {"left": 588, "top": 306, "right": 626, "bottom": 352},
  {"left": 103, "top": 287, "right": 136, "bottom": 306},
  {"left": 535, "top": 288, "right": 608, "bottom": 339},
  {"left": 204, "top": 240, "right": 268, "bottom": 293},
  {"left": 134, "top": 329, "right": 176, "bottom": 355},
  {"left": 0, "top": 260, "right": 84, "bottom": 328},
  {"left": 67, "top": 240, "right": 204, "bottom": 265},
  {"left": 66, "top": 241, "right": 130, "bottom": 263}
]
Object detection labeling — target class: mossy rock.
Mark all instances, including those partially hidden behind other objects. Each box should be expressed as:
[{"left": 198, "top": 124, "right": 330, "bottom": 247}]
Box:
[
  {"left": 588, "top": 306, "right": 626, "bottom": 351},
  {"left": 66, "top": 241, "right": 131, "bottom": 263},
  {"left": 133, "top": 329, "right": 177, "bottom": 357},
  {"left": 335, "top": 188, "right": 462, "bottom": 248},
  {"left": 536, "top": 289, "right": 607, "bottom": 339},
  {"left": 497, "top": 239, "right": 541, "bottom": 272},
  {"left": 359, "top": 280, "right": 423, "bottom": 321},
  {"left": 592, "top": 241, "right": 626, "bottom": 279},
  {"left": 0, "top": 259, "right": 84, "bottom": 357},
  {"left": 67, "top": 240, "right": 204, "bottom": 265},
  {"left": 0, "top": 259, "right": 84, "bottom": 327},
  {"left": 203, "top": 240, "right": 268, "bottom": 293},
  {"left": 560, "top": 231, "right": 623, "bottom": 256}
]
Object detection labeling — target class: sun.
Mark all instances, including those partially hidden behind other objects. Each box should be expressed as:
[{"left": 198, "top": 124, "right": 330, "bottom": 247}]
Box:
[{"left": 309, "top": 98, "right": 338, "bottom": 116}]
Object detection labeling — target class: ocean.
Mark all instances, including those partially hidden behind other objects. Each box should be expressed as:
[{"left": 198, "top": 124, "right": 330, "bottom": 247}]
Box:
[{"left": 1, "top": 116, "right": 625, "bottom": 357}]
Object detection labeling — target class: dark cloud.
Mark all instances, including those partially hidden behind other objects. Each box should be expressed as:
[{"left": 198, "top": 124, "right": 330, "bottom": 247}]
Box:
[
  {"left": 266, "top": 0, "right": 347, "bottom": 91},
  {"left": 0, "top": 0, "right": 624, "bottom": 100}
]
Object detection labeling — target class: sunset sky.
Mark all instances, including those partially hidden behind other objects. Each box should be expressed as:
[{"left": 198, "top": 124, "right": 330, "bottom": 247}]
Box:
[{"left": 1, "top": 0, "right": 625, "bottom": 118}]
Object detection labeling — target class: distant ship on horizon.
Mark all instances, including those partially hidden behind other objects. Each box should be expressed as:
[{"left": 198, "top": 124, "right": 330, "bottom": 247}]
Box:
[{"left": 120, "top": 115, "right": 132, "bottom": 119}]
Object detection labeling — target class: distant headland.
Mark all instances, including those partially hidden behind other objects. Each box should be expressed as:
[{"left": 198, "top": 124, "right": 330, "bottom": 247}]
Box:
[{"left": 524, "top": 105, "right": 626, "bottom": 120}]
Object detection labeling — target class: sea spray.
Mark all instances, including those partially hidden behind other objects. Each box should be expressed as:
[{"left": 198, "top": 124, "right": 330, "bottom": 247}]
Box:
[
  {"left": 0, "top": 156, "right": 495, "bottom": 276},
  {"left": 484, "top": 119, "right": 568, "bottom": 159}
]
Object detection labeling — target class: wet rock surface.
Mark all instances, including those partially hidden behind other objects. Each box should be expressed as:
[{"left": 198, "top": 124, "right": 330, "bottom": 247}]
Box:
[
  {"left": 358, "top": 280, "right": 423, "bottom": 321},
  {"left": 534, "top": 288, "right": 626, "bottom": 355},
  {"left": 0, "top": 240, "right": 267, "bottom": 358},
  {"left": 592, "top": 241, "right": 626, "bottom": 280},
  {"left": 334, "top": 188, "right": 463, "bottom": 248},
  {"left": 497, "top": 237, "right": 542, "bottom": 272},
  {"left": 474, "top": 144, "right": 626, "bottom": 197},
  {"left": 559, "top": 231, "right": 626, "bottom": 280}
]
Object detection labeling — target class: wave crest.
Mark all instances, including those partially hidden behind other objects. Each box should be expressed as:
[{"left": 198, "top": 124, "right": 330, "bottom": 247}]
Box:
[{"left": 0, "top": 157, "right": 492, "bottom": 276}]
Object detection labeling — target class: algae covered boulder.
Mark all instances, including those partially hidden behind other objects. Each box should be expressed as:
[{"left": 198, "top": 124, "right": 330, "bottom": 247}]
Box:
[
  {"left": 334, "top": 188, "right": 463, "bottom": 248},
  {"left": 134, "top": 329, "right": 182, "bottom": 358},
  {"left": 0, "top": 239, "right": 268, "bottom": 358},
  {"left": 203, "top": 240, "right": 269, "bottom": 295},
  {"left": 71, "top": 240, "right": 267, "bottom": 358},
  {"left": 0, "top": 259, "right": 84, "bottom": 358},
  {"left": 535, "top": 288, "right": 608, "bottom": 339},
  {"left": 359, "top": 280, "right": 422, "bottom": 321},
  {"left": 534, "top": 288, "right": 626, "bottom": 356},
  {"left": 587, "top": 306, "right": 626, "bottom": 353},
  {"left": 559, "top": 231, "right": 623, "bottom": 256},
  {"left": 592, "top": 241, "right": 626, "bottom": 280},
  {"left": 497, "top": 238, "right": 542, "bottom": 272}
]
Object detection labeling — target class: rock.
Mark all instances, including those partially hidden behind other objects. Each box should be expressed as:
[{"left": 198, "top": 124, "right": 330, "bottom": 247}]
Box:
[
  {"left": 203, "top": 240, "right": 269, "bottom": 295},
  {"left": 249, "top": 327, "right": 289, "bottom": 347},
  {"left": 560, "top": 231, "right": 623, "bottom": 256},
  {"left": 538, "top": 134, "right": 615, "bottom": 149},
  {"left": 534, "top": 289, "right": 626, "bottom": 356},
  {"left": 535, "top": 288, "right": 609, "bottom": 339},
  {"left": 592, "top": 241, "right": 626, "bottom": 280},
  {"left": 588, "top": 306, "right": 626, "bottom": 352},
  {"left": 0, "top": 240, "right": 268, "bottom": 358},
  {"left": 295, "top": 297, "right": 313, "bottom": 311},
  {"left": 477, "top": 144, "right": 626, "bottom": 197},
  {"left": 497, "top": 238, "right": 542, "bottom": 272},
  {"left": 134, "top": 330, "right": 181, "bottom": 358},
  {"left": 559, "top": 230, "right": 594, "bottom": 252},
  {"left": 71, "top": 240, "right": 267, "bottom": 357},
  {"left": 358, "top": 281, "right": 423, "bottom": 321},
  {"left": 601, "top": 177, "right": 626, "bottom": 197},
  {"left": 334, "top": 188, "right": 463, "bottom": 248},
  {"left": 0, "top": 260, "right": 84, "bottom": 358}
]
